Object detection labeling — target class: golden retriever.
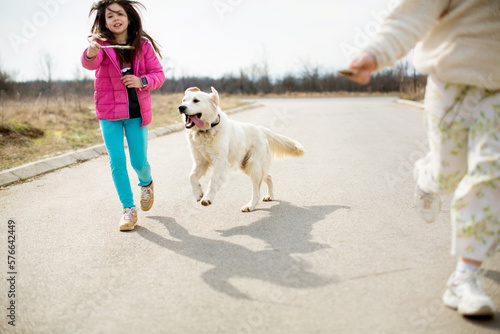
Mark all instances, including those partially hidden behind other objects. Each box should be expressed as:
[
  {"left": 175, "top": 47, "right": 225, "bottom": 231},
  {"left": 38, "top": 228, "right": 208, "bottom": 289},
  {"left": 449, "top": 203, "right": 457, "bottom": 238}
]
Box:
[{"left": 178, "top": 87, "right": 304, "bottom": 212}]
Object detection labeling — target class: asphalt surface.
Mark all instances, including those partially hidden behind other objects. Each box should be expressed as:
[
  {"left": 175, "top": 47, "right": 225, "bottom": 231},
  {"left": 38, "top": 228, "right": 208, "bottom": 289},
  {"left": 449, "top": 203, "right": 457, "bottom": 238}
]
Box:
[{"left": 0, "top": 96, "right": 499, "bottom": 334}]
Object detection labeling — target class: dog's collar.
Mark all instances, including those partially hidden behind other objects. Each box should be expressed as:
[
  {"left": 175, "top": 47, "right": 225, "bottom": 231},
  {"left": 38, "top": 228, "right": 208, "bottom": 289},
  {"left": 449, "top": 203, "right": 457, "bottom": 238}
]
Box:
[
  {"left": 211, "top": 114, "right": 221, "bottom": 128},
  {"left": 199, "top": 114, "right": 220, "bottom": 132}
]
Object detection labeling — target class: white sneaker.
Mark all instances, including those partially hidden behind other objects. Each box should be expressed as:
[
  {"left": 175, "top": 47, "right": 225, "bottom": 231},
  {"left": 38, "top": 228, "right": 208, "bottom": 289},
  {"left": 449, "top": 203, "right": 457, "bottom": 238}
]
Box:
[
  {"left": 414, "top": 186, "right": 441, "bottom": 223},
  {"left": 443, "top": 269, "right": 496, "bottom": 317},
  {"left": 119, "top": 207, "right": 138, "bottom": 231}
]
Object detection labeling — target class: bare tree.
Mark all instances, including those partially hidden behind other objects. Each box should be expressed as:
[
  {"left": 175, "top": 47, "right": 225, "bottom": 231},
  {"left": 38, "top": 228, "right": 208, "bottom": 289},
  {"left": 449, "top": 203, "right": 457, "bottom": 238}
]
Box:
[
  {"left": 0, "top": 57, "right": 15, "bottom": 98},
  {"left": 0, "top": 68, "right": 13, "bottom": 95},
  {"left": 38, "top": 52, "right": 55, "bottom": 94},
  {"left": 299, "top": 56, "right": 322, "bottom": 92}
]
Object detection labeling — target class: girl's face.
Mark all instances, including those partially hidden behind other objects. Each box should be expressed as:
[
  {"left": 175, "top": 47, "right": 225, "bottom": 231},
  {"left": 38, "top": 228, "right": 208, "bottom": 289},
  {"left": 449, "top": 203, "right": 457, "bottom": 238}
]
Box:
[{"left": 104, "top": 3, "right": 129, "bottom": 37}]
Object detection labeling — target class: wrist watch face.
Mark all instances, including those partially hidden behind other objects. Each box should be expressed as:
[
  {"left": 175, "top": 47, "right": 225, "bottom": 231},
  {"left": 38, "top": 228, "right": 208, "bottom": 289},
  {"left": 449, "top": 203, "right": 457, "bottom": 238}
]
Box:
[{"left": 141, "top": 77, "right": 148, "bottom": 85}]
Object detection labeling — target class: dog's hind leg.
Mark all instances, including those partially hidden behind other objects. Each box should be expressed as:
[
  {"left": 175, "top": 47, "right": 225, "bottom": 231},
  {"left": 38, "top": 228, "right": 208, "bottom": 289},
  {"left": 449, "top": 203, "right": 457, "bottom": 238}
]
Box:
[
  {"left": 262, "top": 174, "right": 274, "bottom": 202},
  {"left": 241, "top": 170, "right": 263, "bottom": 212}
]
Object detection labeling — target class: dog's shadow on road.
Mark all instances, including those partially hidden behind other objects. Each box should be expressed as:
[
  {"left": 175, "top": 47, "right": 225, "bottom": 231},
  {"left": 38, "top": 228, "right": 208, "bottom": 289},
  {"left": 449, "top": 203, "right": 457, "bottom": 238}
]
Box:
[{"left": 136, "top": 201, "right": 347, "bottom": 299}]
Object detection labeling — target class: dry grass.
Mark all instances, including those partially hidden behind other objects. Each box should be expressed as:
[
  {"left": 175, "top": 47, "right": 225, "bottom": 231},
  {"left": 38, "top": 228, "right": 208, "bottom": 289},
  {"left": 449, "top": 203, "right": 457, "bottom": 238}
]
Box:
[
  {"left": 399, "top": 90, "right": 425, "bottom": 102},
  {"left": 0, "top": 90, "right": 419, "bottom": 172},
  {"left": 0, "top": 93, "right": 245, "bottom": 171}
]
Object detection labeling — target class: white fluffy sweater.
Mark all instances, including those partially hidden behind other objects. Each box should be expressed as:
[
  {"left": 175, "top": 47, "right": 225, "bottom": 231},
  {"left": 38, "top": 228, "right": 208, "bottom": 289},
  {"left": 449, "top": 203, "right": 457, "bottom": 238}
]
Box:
[{"left": 365, "top": 0, "right": 500, "bottom": 89}]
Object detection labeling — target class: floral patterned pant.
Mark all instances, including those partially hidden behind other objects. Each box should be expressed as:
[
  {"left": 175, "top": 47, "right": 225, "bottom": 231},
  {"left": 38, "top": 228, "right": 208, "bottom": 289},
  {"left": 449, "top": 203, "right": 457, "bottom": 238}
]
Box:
[{"left": 415, "top": 76, "right": 500, "bottom": 262}]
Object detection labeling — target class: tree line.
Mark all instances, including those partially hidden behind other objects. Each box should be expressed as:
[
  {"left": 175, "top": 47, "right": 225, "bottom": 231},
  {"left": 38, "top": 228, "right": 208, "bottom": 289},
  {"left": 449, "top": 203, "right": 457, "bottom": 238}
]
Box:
[{"left": 0, "top": 62, "right": 426, "bottom": 99}]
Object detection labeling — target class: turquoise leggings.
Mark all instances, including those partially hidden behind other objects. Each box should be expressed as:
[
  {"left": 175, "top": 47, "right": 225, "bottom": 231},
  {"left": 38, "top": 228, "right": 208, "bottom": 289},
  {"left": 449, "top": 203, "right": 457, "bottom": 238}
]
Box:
[{"left": 99, "top": 118, "right": 152, "bottom": 208}]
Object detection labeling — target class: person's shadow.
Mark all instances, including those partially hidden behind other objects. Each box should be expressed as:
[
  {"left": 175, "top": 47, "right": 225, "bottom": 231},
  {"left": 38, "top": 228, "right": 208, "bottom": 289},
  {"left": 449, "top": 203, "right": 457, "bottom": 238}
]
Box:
[{"left": 137, "top": 201, "right": 347, "bottom": 299}]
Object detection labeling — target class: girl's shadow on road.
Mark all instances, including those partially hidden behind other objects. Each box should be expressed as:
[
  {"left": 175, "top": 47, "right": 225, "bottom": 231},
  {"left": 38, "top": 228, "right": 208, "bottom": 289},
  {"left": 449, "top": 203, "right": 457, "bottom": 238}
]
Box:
[{"left": 136, "top": 201, "right": 347, "bottom": 299}]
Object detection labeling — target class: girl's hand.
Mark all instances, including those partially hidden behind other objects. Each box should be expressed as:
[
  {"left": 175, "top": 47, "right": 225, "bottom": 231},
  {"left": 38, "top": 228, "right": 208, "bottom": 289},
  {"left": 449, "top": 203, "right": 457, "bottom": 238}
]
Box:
[
  {"left": 86, "top": 40, "right": 101, "bottom": 59},
  {"left": 347, "top": 51, "right": 378, "bottom": 85},
  {"left": 121, "top": 75, "right": 143, "bottom": 88}
]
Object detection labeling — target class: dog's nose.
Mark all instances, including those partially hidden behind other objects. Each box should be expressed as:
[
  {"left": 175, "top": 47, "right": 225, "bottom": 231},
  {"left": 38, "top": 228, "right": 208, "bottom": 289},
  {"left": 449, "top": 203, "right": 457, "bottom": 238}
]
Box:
[{"left": 178, "top": 105, "right": 187, "bottom": 113}]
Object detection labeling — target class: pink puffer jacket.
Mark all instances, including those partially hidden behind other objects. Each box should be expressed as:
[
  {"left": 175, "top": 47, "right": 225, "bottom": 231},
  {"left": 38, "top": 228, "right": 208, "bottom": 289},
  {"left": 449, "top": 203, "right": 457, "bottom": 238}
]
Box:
[{"left": 81, "top": 39, "right": 165, "bottom": 127}]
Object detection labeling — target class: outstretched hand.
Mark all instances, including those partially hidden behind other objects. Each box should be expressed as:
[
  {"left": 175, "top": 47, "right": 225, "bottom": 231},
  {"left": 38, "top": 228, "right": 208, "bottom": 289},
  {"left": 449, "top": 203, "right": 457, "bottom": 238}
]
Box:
[
  {"left": 86, "top": 40, "right": 101, "bottom": 59},
  {"left": 345, "top": 51, "right": 378, "bottom": 85}
]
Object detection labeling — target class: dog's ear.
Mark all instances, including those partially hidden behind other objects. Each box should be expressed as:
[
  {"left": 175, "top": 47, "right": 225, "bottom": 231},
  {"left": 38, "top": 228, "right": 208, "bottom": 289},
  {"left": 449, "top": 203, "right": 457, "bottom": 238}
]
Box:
[
  {"left": 210, "top": 86, "right": 220, "bottom": 106},
  {"left": 185, "top": 87, "right": 200, "bottom": 94}
]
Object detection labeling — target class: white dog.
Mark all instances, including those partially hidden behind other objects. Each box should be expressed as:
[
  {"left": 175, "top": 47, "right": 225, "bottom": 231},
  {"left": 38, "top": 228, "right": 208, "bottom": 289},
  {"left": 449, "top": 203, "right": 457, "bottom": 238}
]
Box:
[{"left": 178, "top": 87, "right": 305, "bottom": 212}]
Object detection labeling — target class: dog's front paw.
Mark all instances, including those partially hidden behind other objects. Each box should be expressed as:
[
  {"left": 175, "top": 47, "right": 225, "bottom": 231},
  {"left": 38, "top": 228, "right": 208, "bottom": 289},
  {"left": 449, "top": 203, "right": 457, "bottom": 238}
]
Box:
[
  {"left": 192, "top": 182, "right": 204, "bottom": 202},
  {"left": 193, "top": 188, "right": 204, "bottom": 202},
  {"left": 241, "top": 204, "right": 255, "bottom": 212},
  {"left": 200, "top": 197, "right": 212, "bottom": 206}
]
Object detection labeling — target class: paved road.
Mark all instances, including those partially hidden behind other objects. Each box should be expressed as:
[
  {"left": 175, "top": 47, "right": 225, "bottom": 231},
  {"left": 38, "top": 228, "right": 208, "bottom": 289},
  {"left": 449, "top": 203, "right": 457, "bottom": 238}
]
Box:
[{"left": 1, "top": 97, "right": 499, "bottom": 334}]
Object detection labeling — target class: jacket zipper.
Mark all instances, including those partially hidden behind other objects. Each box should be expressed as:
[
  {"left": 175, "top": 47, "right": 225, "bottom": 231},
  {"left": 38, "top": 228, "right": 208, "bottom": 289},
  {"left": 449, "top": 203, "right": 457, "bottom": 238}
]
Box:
[
  {"left": 134, "top": 57, "right": 145, "bottom": 128},
  {"left": 104, "top": 48, "right": 133, "bottom": 124}
]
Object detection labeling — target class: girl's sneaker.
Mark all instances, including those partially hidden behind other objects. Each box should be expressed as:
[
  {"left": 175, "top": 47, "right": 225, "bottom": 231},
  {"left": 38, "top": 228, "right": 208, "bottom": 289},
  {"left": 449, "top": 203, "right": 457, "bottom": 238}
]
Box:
[
  {"left": 414, "top": 186, "right": 441, "bottom": 223},
  {"left": 140, "top": 181, "right": 154, "bottom": 211},
  {"left": 443, "top": 269, "right": 496, "bottom": 317},
  {"left": 119, "top": 207, "right": 138, "bottom": 231}
]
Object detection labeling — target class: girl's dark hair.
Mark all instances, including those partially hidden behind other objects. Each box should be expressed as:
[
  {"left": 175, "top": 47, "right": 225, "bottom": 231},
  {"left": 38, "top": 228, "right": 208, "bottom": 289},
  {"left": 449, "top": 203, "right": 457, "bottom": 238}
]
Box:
[{"left": 89, "top": 0, "right": 162, "bottom": 62}]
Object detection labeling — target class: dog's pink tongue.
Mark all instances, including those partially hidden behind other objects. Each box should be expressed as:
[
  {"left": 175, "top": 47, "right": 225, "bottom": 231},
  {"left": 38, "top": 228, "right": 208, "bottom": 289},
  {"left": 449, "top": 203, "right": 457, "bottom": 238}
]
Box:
[{"left": 191, "top": 115, "right": 205, "bottom": 128}]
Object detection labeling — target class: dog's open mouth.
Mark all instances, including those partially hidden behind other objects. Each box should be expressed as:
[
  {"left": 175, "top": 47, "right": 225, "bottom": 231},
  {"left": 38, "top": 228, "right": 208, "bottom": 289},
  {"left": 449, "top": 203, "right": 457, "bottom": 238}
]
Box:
[{"left": 185, "top": 113, "right": 205, "bottom": 129}]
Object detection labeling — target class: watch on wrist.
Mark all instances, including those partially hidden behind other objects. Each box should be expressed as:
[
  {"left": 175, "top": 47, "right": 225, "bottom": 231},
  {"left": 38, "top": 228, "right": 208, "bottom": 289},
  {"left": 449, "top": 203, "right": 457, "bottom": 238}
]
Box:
[{"left": 141, "top": 77, "right": 148, "bottom": 86}]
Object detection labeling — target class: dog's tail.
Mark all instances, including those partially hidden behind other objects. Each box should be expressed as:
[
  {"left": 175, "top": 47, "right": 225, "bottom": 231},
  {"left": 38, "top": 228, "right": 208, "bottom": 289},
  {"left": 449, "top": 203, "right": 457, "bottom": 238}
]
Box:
[{"left": 259, "top": 126, "right": 305, "bottom": 158}]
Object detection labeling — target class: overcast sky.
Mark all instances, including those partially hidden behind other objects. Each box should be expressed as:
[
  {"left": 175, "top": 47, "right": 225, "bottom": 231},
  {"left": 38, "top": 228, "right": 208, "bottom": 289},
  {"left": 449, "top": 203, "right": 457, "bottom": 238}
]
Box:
[{"left": 0, "top": 0, "right": 399, "bottom": 82}]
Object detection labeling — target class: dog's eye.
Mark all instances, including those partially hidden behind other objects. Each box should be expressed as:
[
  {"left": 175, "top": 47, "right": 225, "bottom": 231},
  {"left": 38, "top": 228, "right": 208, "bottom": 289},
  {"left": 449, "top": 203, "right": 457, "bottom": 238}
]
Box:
[{"left": 193, "top": 99, "right": 200, "bottom": 103}]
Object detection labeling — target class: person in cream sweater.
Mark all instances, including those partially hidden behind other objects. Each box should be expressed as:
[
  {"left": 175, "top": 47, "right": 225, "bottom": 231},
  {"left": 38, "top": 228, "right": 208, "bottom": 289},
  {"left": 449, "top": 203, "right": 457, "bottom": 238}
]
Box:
[{"left": 346, "top": 0, "right": 500, "bottom": 317}]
